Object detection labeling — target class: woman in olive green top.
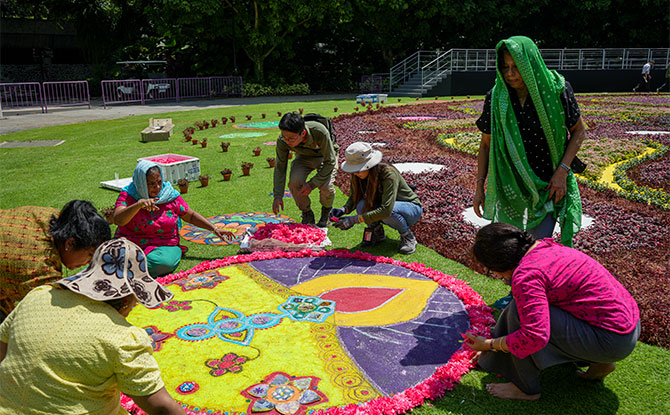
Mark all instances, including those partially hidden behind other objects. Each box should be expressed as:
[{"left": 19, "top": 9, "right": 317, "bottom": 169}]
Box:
[{"left": 332, "top": 142, "right": 422, "bottom": 254}]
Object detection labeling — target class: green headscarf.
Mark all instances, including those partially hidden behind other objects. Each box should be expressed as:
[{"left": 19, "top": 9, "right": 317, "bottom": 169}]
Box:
[{"left": 484, "top": 35, "right": 581, "bottom": 246}]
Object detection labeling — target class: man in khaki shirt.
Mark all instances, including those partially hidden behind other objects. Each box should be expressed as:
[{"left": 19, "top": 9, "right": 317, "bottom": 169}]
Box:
[{"left": 272, "top": 112, "right": 339, "bottom": 227}]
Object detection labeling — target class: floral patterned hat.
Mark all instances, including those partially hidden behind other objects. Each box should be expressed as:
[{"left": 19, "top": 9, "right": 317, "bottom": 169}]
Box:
[{"left": 57, "top": 238, "right": 174, "bottom": 308}]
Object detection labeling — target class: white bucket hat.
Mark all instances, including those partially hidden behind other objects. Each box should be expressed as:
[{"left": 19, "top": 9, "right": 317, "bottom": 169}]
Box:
[
  {"left": 57, "top": 238, "right": 174, "bottom": 308},
  {"left": 341, "top": 142, "right": 383, "bottom": 173}
]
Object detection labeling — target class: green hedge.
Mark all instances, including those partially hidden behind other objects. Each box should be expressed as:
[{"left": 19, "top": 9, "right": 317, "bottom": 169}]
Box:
[{"left": 243, "top": 83, "right": 310, "bottom": 97}]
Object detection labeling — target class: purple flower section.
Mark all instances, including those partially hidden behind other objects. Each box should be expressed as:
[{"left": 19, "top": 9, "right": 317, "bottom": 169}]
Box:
[
  {"left": 249, "top": 256, "right": 430, "bottom": 286},
  {"left": 338, "top": 289, "right": 469, "bottom": 395},
  {"left": 250, "top": 256, "right": 470, "bottom": 395}
]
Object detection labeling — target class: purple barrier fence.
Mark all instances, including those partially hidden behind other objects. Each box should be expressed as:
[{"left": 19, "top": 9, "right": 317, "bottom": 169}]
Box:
[
  {"left": 43, "top": 80, "right": 90, "bottom": 112},
  {"left": 142, "top": 78, "right": 178, "bottom": 103},
  {"left": 0, "top": 82, "right": 44, "bottom": 113},
  {"left": 178, "top": 77, "right": 211, "bottom": 100},
  {"left": 210, "top": 76, "right": 243, "bottom": 97},
  {"left": 101, "top": 79, "right": 144, "bottom": 108}
]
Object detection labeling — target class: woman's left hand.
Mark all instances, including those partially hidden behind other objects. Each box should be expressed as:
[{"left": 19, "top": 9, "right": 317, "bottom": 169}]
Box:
[
  {"left": 546, "top": 168, "right": 568, "bottom": 203},
  {"left": 463, "top": 333, "right": 492, "bottom": 352},
  {"left": 212, "top": 226, "right": 235, "bottom": 242}
]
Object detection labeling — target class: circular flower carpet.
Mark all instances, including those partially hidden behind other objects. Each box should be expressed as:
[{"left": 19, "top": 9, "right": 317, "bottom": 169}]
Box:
[
  {"left": 180, "top": 213, "right": 294, "bottom": 245},
  {"left": 122, "top": 250, "right": 492, "bottom": 415},
  {"left": 219, "top": 132, "right": 269, "bottom": 139},
  {"left": 233, "top": 121, "right": 280, "bottom": 130}
]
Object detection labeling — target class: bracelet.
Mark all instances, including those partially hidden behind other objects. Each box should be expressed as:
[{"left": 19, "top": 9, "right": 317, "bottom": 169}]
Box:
[
  {"left": 489, "top": 339, "right": 497, "bottom": 352},
  {"left": 559, "top": 162, "right": 571, "bottom": 172}
]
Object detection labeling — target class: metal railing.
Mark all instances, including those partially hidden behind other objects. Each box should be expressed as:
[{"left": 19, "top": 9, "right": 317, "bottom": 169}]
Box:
[
  {"left": 101, "top": 76, "right": 243, "bottom": 108},
  {"left": 390, "top": 47, "right": 670, "bottom": 93},
  {"left": 43, "top": 80, "right": 91, "bottom": 111},
  {"left": 0, "top": 82, "right": 45, "bottom": 113}
]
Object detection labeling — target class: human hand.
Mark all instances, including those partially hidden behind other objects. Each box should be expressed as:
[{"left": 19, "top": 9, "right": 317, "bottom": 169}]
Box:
[
  {"left": 297, "top": 183, "right": 313, "bottom": 196},
  {"left": 139, "top": 198, "right": 159, "bottom": 212},
  {"left": 213, "top": 226, "right": 235, "bottom": 243},
  {"left": 330, "top": 207, "right": 346, "bottom": 219},
  {"left": 333, "top": 215, "right": 358, "bottom": 230},
  {"left": 546, "top": 169, "right": 568, "bottom": 203},
  {"left": 272, "top": 198, "right": 284, "bottom": 215},
  {"left": 462, "top": 333, "right": 492, "bottom": 352},
  {"left": 473, "top": 187, "right": 486, "bottom": 217}
]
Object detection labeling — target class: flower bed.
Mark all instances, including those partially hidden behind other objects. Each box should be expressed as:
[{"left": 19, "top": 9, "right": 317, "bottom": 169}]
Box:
[
  {"left": 251, "top": 223, "right": 326, "bottom": 245},
  {"left": 332, "top": 95, "right": 670, "bottom": 348}
]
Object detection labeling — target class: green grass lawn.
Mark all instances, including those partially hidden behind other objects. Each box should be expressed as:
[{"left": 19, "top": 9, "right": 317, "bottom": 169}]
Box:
[{"left": 1, "top": 97, "right": 668, "bottom": 414}]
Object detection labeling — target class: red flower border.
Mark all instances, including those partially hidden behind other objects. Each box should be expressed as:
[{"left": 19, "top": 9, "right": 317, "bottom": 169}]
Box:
[{"left": 121, "top": 249, "right": 494, "bottom": 415}]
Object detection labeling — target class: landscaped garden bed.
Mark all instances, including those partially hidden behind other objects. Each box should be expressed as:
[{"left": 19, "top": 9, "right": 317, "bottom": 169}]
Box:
[{"left": 332, "top": 95, "right": 670, "bottom": 348}]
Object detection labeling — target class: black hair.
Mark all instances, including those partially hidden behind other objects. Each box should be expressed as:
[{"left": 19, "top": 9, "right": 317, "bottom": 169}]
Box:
[
  {"left": 146, "top": 166, "right": 161, "bottom": 177},
  {"left": 496, "top": 43, "right": 510, "bottom": 73},
  {"left": 472, "top": 223, "right": 535, "bottom": 272},
  {"left": 278, "top": 112, "right": 305, "bottom": 134},
  {"left": 49, "top": 200, "right": 112, "bottom": 250}
]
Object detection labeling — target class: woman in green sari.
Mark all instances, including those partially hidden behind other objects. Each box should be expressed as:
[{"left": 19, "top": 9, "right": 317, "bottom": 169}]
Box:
[{"left": 473, "top": 36, "right": 586, "bottom": 309}]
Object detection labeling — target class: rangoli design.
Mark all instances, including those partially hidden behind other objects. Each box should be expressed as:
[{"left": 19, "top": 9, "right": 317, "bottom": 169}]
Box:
[
  {"left": 123, "top": 250, "right": 493, "bottom": 415},
  {"left": 180, "top": 212, "right": 294, "bottom": 245},
  {"left": 219, "top": 132, "right": 269, "bottom": 139},
  {"left": 232, "top": 121, "right": 280, "bottom": 129}
]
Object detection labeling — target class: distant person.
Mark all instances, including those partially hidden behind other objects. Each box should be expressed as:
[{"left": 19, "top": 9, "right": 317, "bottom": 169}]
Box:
[
  {"left": 0, "top": 200, "right": 110, "bottom": 322},
  {"left": 656, "top": 65, "right": 669, "bottom": 92},
  {"left": 332, "top": 142, "right": 422, "bottom": 254},
  {"left": 0, "top": 238, "right": 186, "bottom": 414},
  {"left": 272, "top": 112, "right": 339, "bottom": 227},
  {"left": 113, "top": 160, "right": 234, "bottom": 277},
  {"left": 473, "top": 35, "right": 586, "bottom": 309},
  {"left": 633, "top": 60, "right": 654, "bottom": 92},
  {"left": 464, "top": 223, "right": 640, "bottom": 401}
]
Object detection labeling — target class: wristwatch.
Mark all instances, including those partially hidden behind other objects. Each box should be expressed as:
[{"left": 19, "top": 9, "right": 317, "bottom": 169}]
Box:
[{"left": 559, "top": 162, "right": 571, "bottom": 172}]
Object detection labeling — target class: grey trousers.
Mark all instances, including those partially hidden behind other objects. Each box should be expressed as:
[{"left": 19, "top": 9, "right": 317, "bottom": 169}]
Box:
[
  {"left": 479, "top": 299, "right": 640, "bottom": 395},
  {"left": 288, "top": 155, "right": 337, "bottom": 212}
]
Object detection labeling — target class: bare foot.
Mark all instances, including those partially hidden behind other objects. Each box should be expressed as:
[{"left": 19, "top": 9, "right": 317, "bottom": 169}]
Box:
[
  {"left": 576, "top": 363, "right": 616, "bottom": 380},
  {"left": 486, "top": 383, "right": 540, "bottom": 400}
]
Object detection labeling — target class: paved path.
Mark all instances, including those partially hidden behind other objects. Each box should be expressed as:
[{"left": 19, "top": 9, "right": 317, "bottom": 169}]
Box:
[{"left": 0, "top": 94, "right": 356, "bottom": 135}]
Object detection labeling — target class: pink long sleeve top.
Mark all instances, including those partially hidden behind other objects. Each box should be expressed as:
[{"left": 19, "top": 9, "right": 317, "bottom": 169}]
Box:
[{"left": 506, "top": 239, "right": 639, "bottom": 359}]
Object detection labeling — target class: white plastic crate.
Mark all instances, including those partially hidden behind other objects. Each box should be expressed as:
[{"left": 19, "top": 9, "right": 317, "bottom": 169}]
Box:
[
  {"left": 356, "top": 94, "right": 388, "bottom": 104},
  {"left": 137, "top": 153, "right": 201, "bottom": 185}
]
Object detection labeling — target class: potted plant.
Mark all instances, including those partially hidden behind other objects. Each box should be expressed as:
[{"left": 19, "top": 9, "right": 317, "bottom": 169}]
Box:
[
  {"left": 184, "top": 134, "right": 192, "bottom": 142},
  {"left": 201, "top": 138, "right": 208, "bottom": 148},
  {"left": 333, "top": 107, "right": 338, "bottom": 113},
  {"left": 230, "top": 116, "right": 236, "bottom": 123},
  {"left": 220, "top": 141, "right": 231, "bottom": 152},
  {"left": 277, "top": 111, "right": 282, "bottom": 117},
  {"left": 221, "top": 116, "right": 228, "bottom": 124},
  {"left": 192, "top": 139, "right": 199, "bottom": 145},
  {"left": 267, "top": 157, "right": 276, "bottom": 168},
  {"left": 177, "top": 178, "right": 189, "bottom": 194},
  {"left": 253, "top": 146, "right": 262, "bottom": 156},
  {"left": 397, "top": 98, "right": 402, "bottom": 102},
  {"left": 261, "top": 113, "right": 266, "bottom": 119},
  {"left": 195, "top": 121, "right": 204, "bottom": 130},
  {"left": 241, "top": 161, "right": 254, "bottom": 176},
  {"left": 100, "top": 206, "right": 115, "bottom": 224},
  {"left": 435, "top": 96, "right": 439, "bottom": 100},
  {"left": 246, "top": 114, "right": 252, "bottom": 121},
  {"left": 199, "top": 174, "right": 210, "bottom": 187},
  {"left": 211, "top": 119, "right": 218, "bottom": 127},
  {"left": 203, "top": 120, "right": 210, "bottom": 129},
  {"left": 298, "top": 108, "right": 304, "bottom": 114},
  {"left": 354, "top": 107, "right": 359, "bottom": 112},
  {"left": 221, "top": 168, "right": 232, "bottom": 181}
]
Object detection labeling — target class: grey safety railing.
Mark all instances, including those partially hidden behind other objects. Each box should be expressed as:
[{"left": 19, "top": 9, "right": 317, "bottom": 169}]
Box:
[
  {"left": 101, "top": 76, "right": 243, "bottom": 108},
  {"left": 0, "top": 82, "right": 45, "bottom": 113},
  {"left": 101, "top": 79, "right": 144, "bottom": 108},
  {"left": 43, "top": 80, "right": 91, "bottom": 112},
  {"left": 390, "top": 47, "right": 670, "bottom": 94}
]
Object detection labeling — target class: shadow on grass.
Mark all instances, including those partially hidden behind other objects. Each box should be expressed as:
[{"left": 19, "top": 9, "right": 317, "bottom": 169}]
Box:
[{"left": 427, "top": 364, "right": 619, "bottom": 415}]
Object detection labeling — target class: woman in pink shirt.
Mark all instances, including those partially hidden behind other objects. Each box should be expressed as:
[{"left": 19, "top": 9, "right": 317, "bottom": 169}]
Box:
[{"left": 464, "top": 223, "right": 640, "bottom": 400}]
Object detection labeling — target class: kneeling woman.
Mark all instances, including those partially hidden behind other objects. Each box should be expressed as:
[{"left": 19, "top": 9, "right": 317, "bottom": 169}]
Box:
[
  {"left": 114, "top": 160, "right": 234, "bottom": 277},
  {"left": 333, "top": 142, "right": 422, "bottom": 254},
  {"left": 465, "top": 223, "right": 640, "bottom": 400}
]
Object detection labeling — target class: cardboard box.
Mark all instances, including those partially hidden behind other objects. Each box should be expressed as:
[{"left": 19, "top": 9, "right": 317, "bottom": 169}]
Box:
[
  {"left": 137, "top": 154, "right": 201, "bottom": 184},
  {"left": 140, "top": 118, "right": 174, "bottom": 142}
]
